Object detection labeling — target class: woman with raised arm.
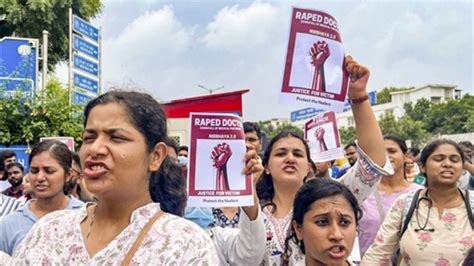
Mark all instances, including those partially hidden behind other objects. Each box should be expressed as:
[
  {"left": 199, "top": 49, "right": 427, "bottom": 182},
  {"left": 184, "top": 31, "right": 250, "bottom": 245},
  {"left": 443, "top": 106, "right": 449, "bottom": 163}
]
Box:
[
  {"left": 9, "top": 91, "right": 218, "bottom": 264},
  {"left": 257, "top": 56, "right": 393, "bottom": 265}
]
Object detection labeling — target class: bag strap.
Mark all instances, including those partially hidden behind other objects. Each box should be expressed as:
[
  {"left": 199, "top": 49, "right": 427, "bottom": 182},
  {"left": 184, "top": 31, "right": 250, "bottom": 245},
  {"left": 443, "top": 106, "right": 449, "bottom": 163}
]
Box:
[
  {"left": 373, "top": 189, "right": 386, "bottom": 222},
  {"left": 400, "top": 189, "right": 422, "bottom": 238},
  {"left": 121, "top": 210, "right": 165, "bottom": 266},
  {"left": 462, "top": 189, "right": 474, "bottom": 229}
]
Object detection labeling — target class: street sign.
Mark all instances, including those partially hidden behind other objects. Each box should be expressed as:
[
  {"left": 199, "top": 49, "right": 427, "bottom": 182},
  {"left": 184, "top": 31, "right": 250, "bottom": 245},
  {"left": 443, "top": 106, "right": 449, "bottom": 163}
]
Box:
[
  {"left": 0, "top": 37, "right": 38, "bottom": 98},
  {"left": 0, "top": 145, "right": 30, "bottom": 172},
  {"left": 74, "top": 54, "right": 98, "bottom": 76},
  {"left": 369, "top": 91, "right": 377, "bottom": 105},
  {"left": 73, "top": 35, "right": 98, "bottom": 60},
  {"left": 73, "top": 90, "right": 94, "bottom": 106},
  {"left": 291, "top": 107, "right": 324, "bottom": 122},
  {"left": 73, "top": 72, "right": 99, "bottom": 94},
  {"left": 72, "top": 15, "right": 99, "bottom": 42}
]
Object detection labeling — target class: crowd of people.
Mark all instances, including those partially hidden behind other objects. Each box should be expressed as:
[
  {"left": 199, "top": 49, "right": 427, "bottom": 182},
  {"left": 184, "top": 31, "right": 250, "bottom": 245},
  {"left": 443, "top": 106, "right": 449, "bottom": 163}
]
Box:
[{"left": 0, "top": 56, "right": 472, "bottom": 265}]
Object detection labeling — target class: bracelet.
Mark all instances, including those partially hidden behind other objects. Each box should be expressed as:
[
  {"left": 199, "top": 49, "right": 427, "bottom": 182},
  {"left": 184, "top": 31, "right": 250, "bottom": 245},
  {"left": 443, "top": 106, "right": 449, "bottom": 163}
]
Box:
[{"left": 348, "top": 94, "right": 369, "bottom": 104}]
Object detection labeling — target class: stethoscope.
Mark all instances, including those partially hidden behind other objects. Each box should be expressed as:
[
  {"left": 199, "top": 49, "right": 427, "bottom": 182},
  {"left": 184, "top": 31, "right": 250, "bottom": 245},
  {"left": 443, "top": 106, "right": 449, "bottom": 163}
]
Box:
[
  {"left": 414, "top": 191, "right": 435, "bottom": 232},
  {"left": 415, "top": 188, "right": 467, "bottom": 232}
]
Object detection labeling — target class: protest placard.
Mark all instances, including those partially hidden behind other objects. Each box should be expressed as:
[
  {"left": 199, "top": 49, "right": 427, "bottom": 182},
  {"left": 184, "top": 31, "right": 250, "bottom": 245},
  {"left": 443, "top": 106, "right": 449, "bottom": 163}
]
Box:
[
  {"left": 280, "top": 7, "right": 349, "bottom": 112},
  {"left": 187, "top": 113, "right": 254, "bottom": 207},
  {"left": 304, "top": 111, "right": 343, "bottom": 162}
]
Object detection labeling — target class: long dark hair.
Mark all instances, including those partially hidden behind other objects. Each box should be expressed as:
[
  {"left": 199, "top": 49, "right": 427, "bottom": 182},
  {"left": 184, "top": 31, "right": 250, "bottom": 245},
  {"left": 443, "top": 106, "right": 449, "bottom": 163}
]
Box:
[
  {"left": 282, "top": 178, "right": 363, "bottom": 265},
  {"left": 29, "top": 140, "right": 72, "bottom": 176},
  {"left": 256, "top": 130, "right": 311, "bottom": 212},
  {"left": 384, "top": 134, "right": 408, "bottom": 179},
  {"left": 84, "top": 91, "right": 186, "bottom": 216}
]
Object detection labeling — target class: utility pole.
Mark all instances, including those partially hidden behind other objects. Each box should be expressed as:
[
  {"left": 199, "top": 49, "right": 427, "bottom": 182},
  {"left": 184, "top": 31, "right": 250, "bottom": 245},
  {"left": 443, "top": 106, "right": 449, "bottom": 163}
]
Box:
[{"left": 197, "top": 84, "right": 224, "bottom": 94}]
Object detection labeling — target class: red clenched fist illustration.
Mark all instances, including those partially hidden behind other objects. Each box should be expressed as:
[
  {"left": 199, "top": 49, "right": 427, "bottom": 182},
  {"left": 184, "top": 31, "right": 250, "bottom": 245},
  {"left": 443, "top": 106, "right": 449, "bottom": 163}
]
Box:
[
  {"left": 211, "top": 143, "right": 233, "bottom": 191},
  {"left": 314, "top": 127, "right": 328, "bottom": 152},
  {"left": 310, "top": 41, "right": 330, "bottom": 92}
]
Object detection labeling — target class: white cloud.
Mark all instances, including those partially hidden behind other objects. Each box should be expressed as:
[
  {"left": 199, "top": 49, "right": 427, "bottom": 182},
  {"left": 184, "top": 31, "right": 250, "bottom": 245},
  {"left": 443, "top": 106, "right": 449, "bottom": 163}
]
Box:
[{"left": 61, "top": 1, "right": 472, "bottom": 121}]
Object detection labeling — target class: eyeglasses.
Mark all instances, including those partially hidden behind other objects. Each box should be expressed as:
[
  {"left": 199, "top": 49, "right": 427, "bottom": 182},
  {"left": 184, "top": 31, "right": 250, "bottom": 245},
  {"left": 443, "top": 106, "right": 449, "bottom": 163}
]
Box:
[{"left": 71, "top": 168, "right": 82, "bottom": 177}]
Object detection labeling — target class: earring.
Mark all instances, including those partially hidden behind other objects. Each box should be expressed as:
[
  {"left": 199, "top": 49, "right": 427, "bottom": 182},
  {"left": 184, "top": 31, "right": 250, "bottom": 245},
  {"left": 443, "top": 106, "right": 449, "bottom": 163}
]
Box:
[{"left": 265, "top": 169, "right": 270, "bottom": 175}]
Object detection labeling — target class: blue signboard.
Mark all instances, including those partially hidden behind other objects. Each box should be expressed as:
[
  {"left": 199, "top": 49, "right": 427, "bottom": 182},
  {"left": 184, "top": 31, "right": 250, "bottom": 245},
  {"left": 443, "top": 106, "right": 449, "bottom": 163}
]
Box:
[
  {"left": 73, "top": 15, "right": 99, "bottom": 43},
  {"left": 74, "top": 54, "right": 98, "bottom": 77},
  {"left": 73, "top": 35, "right": 99, "bottom": 60},
  {"left": 290, "top": 107, "right": 324, "bottom": 122},
  {"left": 0, "top": 145, "right": 30, "bottom": 172},
  {"left": 73, "top": 90, "right": 94, "bottom": 106},
  {"left": 73, "top": 73, "right": 99, "bottom": 94},
  {"left": 0, "top": 38, "right": 37, "bottom": 98},
  {"left": 369, "top": 91, "right": 377, "bottom": 105}
]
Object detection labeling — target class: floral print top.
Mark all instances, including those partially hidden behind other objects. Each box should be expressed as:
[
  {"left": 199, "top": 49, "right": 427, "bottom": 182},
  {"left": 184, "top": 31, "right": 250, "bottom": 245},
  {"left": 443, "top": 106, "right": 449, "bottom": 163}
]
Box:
[
  {"left": 260, "top": 145, "right": 394, "bottom": 265},
  {"left": 9, "top": 202, "right": 219, "bottom": 265},
  {"left": 362, "top": 190, "right": 473, "bottom": 265}
]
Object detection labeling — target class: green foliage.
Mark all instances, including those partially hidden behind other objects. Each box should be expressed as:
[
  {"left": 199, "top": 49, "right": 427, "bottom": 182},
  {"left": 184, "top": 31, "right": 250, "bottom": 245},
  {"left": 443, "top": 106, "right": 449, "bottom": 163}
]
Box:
[
  {"left": 256, "top": 120, "right": 304, "bottom": 140},
  {"left": 339, "top": 126, "right": 356, "bottom": 145},
  {"left": 0, "top": 79, "right": 83, "bottom": 146},
  {"left": 403, "top": 94, "right": 474, "bottom": 135},
  {"left": 0, "top": 0, "right": 102, "bottom": 70},
  {"left": 378, "top": 112, "right": 430, "bottom": 146},
  {"left": 376, "top": 86, "right": 414, "bottom": 104}
]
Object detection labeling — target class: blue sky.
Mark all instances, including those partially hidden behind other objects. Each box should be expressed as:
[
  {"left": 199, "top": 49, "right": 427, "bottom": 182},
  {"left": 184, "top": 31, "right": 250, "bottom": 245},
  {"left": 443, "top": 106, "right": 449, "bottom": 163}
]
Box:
[{"left": 57, "top": 0, "right": 473, "bottom": 121}]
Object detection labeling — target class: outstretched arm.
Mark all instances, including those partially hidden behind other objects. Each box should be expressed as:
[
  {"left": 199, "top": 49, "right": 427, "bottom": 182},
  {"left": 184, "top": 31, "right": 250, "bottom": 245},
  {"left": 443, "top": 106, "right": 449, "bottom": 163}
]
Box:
[{"left": 345, "top": 56, "right": 386, "bottom": 167}]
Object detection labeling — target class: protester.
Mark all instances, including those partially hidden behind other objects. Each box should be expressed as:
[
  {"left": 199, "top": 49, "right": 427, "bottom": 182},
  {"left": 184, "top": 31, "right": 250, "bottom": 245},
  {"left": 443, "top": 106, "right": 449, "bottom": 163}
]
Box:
[
  {"left": 243, "top": 121, "right": 263, "bottom": 155},
  {"left": 2, "top": 162, "right": 25, "bottom": 199},
  {"left": 358, "top": 135, "right": 423, "bottom": 256},
  {"left": 177, "top": 145, "right": 189, "bottom": 171},
  {"left": 458, "top": 141, "right": 473, "bottom": 190},
  {"left": 0, "top": 194, "right": 22, "bottom": 218},
  {"left": 256, "top": 56, "right": 392, "bottom": 265},
  {"left": 285, "top": 178, "right": 363, "bottom": 266},
  {"left": 363, "top": 139, "right": 473, "bottom": 265},
  {"left": 0, "top": 140, "right": 84, "bottom": 255},
  {"left": 65, "top": 152, "right": 94, "bottom": 202},
  {"left": 0, "top": 150, "right": 16, "bottom": 166},
  {"left": 0, "top": 151, "right": 16, "bottom": 192},
  {"left": 9, "top": 91, "right": 218, "bottom": 264},
  {"left": 17, "top": 174, "right": 34, "bottom": 203}
]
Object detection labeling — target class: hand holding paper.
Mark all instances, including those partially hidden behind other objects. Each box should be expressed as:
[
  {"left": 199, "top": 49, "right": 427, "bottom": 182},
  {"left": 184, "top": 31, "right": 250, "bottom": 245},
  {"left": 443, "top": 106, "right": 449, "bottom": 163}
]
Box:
[{"left": 345, "top": 55, "right": 370, "bottom": 99}]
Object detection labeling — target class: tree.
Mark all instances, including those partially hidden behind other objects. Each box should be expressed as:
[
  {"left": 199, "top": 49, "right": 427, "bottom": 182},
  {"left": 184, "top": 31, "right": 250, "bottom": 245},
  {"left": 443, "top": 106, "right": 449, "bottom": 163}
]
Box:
[
  {"left": 0, "top": 79, "right": 83, "bottom": 147},
  {"left": 339, "top": 126, "right": 356, "bottom": 145},
  {"left": 378, "top": 112, "right": 400, "bottom": 135},
  {"left": 376, "top": 86, "right": 414, "bottom": 104},
  {"left": 256, "top": 120, "right": 304, "bottom": 140},
  {"left": 423, "top": 95, "right": 474, "bottom": 135},
  {"left": 0, "top": 0, "right": 102, "bottom": 70},
  {"left": 404, "top": 98, "right": 432, "bottom": 122}
]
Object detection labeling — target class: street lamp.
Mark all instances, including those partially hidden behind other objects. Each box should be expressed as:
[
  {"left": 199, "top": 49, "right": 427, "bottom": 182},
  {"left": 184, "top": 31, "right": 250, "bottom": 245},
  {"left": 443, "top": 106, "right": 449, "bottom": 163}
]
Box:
[{"left": 198, "top": 84, "right": 224, "bottom": 94}]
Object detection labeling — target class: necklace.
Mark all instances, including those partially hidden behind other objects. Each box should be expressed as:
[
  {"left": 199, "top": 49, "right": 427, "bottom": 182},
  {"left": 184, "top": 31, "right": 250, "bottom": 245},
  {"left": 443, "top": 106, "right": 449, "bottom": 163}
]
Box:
[{"left": 86, "top": 205, "right": 97, "bottom": 241}]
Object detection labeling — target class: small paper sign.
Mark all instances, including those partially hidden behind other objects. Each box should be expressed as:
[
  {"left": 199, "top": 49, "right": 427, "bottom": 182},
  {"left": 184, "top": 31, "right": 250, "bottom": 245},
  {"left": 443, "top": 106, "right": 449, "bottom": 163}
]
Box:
[
  {"left": 280, "top": 7, "right": 349, "bottom": 112},
  {"left": 304, "top": 111, "right": 344, "bottom": 162},
  {"left": 187, "top": 112, "right": 254, "bottom": 207}
]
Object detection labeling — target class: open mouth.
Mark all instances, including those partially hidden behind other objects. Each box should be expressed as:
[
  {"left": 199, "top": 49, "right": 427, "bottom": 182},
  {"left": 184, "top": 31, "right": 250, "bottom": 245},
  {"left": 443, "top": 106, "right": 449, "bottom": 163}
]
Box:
[
  {"left": 83, "top": 161, "right": 110, "bottom": 178},
  {"left": 327, "top": 245, "right": 346, "bottom": 260}
]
